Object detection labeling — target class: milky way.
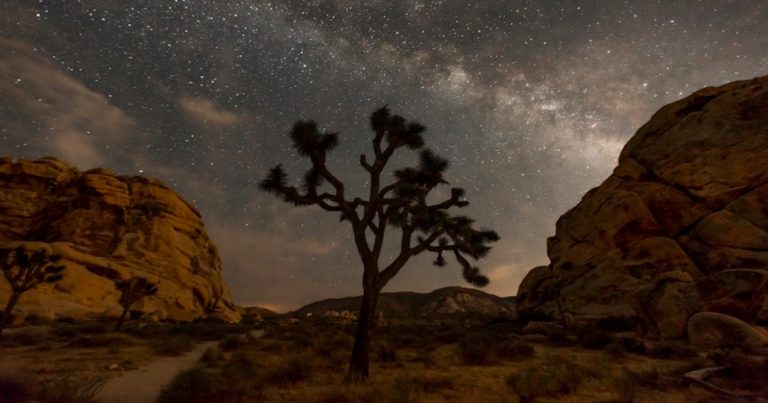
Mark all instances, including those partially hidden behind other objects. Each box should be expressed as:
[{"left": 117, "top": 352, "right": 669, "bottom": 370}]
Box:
[{"left": 1, "top": 1, "right": 766, "bottom": 310}]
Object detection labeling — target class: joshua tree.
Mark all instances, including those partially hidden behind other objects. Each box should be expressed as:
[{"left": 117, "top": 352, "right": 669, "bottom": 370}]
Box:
[
  {"left": 260, "top": 106, "right": 499, "bottom": 380},
  {"left": 114, "top": 277, "right": 158, "bottom": 330},
  {"left": 0, "top": 246, "right": 65, "bottom": 337}
]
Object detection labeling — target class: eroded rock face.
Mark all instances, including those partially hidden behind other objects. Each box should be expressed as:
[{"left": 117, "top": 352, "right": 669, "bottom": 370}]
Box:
[
  {"left": 518, "top": 76, "right": 768, "bottom": 327},
  {"left": 0, "top": 157, "right": 239, "bottom": 322}
]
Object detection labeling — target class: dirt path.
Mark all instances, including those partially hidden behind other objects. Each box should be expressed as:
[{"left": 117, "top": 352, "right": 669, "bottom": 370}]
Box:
[
  {"left": 94, "top": 340, "right": 218, "bottom": 403},
  {"left": 95, "top": 330, "right": 265, "bottom": 403}
]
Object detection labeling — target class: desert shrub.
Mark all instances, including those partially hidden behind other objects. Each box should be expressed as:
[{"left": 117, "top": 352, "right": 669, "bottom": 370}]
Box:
[
  {"left": 53, "top": 326, "right": 79, "bottom": 340},
  {"left": 577, "top": 328, "right": 612, "bottom": 350},
  {"left": 24, "top": 313, "right": 51, "bottom": 325},
  {"left": 37, "top": 376, "right": 104, "bottom": 403},
  {"left": 377, "top": 342, "right": 398, "bottom": 363},
  {"left": 610, "top": 369, "right": 640, "bottom": 403},
  {"left": 0, "top": 329, "right": 47, "bottom": 347},
  {"left": 158, "top": 367, "right": 241, "bottom": 403},
  {"left": 312, "top": 332, "right": 352, "bottom": 358},
  {"left": 605, "top": 343, "right": 627, "bottom": 360},
  {"left": 168, "top": 322, "right": 231, "bottom": 341},
  {"left": 151, "top": 335, "right": 194, "bottom": 356},
  {"left": 458, "top": 337, "right": 492, "bottom": 365},
  {"left": 68, "top": 333, "right": 140, "bottom": 348},
  {"left": 497, "top": 338, "right": 535, "bottom": 360},
  {"left": 0, "top": 374, "right": 32, "bottom": 403},
  {"left": 621, "top": 367, "right": 661, "bottom": 389},
  {"left": 459, "top": 334, "right": 534, "bottom": 365},
  {"left": 506, "top": 355, "right": 589, "bottom": 402},
  {"left": 219, "top": 334, "right": 247, "bottom": 352},
  {"left": 200, "top": 347, "right": 222, "bottom": 366},
  {"left": 419, "top": 375, "right": 454, "bottom": 393},
  {"left": 413, "top": 347, "right": 437, "bottom": 367},
  {"left": 388, "top": 375, "right": 422, "bottom": 403},
  {"left": 75, "top": 323, "right": 109, "bottom": 335},
  {"left": 55, "top": 317, "right": 76, "bottom": 324},
  {"left": 119, "top": 358, "right": 136, "bottom": 370},
  {"left": 615, "top": 335, "right": 646, "bottom": 354},
  {"left": 646, "top": 342, "right": 697, "bottom": 359},
  {"left": 592, "top": 317, "right": 636, "bottom": 333},
  {"left": 264, "top": 355, "right": 312, "bottom": 387}
]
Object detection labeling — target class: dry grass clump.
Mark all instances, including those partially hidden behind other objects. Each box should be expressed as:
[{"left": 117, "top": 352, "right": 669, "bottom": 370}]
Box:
[
  {"left": 459, "top": 334, "right": 534, "bottom": 365},
  {"left": 151, "top": 334, "right": 195, "bottom": 356},
  {"left": 157, "top": 367, "right": 241, "bottom": 403},
  {"left": 67, "top": 333, "right": 140, "bottom": 348},
  {"left": 645, "top": 342, "right": 698, "bottom": 360},
  {"left": 0, "top": 327, "right": 48, "bottom": 347},
  {"left": 506, "top": 354, "right": 592, "bottom": 402},
  {"left": 264, "top": 354, "right": 314, "bottom": 387},
  {"left": 313, "top": 373, "right": 454, "bottom": 403},
  {"left": 161, "top": 352, "right": 265, "bottom": 403},
  {"left": 37, "top": 375, "right": 105, "bottom": 403}
]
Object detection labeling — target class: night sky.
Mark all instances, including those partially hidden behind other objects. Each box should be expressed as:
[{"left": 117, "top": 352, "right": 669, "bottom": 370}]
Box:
[{"left": 1, "top": 1, "right": 766, "bottom": 311}]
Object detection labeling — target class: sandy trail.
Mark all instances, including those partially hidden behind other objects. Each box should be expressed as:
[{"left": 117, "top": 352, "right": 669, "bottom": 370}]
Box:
[
  {"left": 96, "top": 330, "right": 263, "bottom": 403},
  {"left": 95, "top": 341, "right": 217, "bottom": 403}
]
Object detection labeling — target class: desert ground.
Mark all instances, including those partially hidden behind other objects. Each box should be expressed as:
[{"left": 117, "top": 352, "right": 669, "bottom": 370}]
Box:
[{"left": 1, "top": 315, "right": 762, "bottom": 402}]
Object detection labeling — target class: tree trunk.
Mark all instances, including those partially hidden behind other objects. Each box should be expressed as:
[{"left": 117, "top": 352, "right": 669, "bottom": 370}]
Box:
[
  {"left": 0, "top": 292, "right": 21, "bottom": 338},
  {"left": 347, "top": 281, "right": 380, "bottom": 381},
  {"left": 115, "top": 306, "right": 130, "bottom": 331}
]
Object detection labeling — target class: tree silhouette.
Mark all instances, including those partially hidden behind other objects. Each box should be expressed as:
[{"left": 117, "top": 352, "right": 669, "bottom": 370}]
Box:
[
  {"left": 0, "top": 246, "right": 65, "bottom": 337},
  {"left": 114, "top": 277, "right": 158, "bottom": 330},
  {"left": 260, "top": 106, "right": 499, "bottom": 380}
]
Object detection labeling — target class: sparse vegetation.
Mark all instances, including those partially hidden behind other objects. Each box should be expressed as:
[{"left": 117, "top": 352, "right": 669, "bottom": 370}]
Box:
[
  {"left": 151, "top": 334, "right": 194, "bottom": 356},
  {"left": 113, "top": 276, "right": 158, "bottom": 330},
  {"left": 0, "top": 246, "right": 65, "bottom": 337},
  {"left": 37, "top": 375, "right": 105, "bottom": 403},
  {"left": 157, "top": 367, "right": 236, "bottom": 403},
  {"left": 459, "top": 333, "right": 534, "bottom": 365},
  {"left": 506, "top": 354, "right": 591, "bottom": 402},
  {"left": 0, "top": 318, "right": 725, "bottom": 402}
]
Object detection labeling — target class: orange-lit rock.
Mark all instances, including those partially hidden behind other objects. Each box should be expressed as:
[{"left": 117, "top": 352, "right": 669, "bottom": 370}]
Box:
[
  {"left": 518, "top": 76, "right": 768, "bottom": 329},
  {"left": 0, "top": 157, "right": 239, "bottom": 323}
]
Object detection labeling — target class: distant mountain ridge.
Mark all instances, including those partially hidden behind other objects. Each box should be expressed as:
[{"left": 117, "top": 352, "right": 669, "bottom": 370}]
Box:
[{"left": 292, "top": 286, "right": 516, "bottom": 318}]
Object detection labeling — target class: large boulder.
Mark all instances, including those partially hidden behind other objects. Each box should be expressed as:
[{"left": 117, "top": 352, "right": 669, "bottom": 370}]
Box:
[
  {"left": 0, "top": 157, "right": 239, "bottom": 322},
  {"left": 687, "top": 312, "right": 768, "bottom": 350},
  {"left": 518, "top": 76, "right": 768, "bottom": 326},
  {"left": 632, "top": 271, "right": 700, "bottom": 340}
]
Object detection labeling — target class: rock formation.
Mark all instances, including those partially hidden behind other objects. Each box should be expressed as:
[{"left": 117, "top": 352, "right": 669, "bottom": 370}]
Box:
[
  {"left": 517, "top": 76, "right": 768, "bottom": 337},
  {"left": 293, "top": 286, "right": 516, "bottom": 319},
  {"left": 0, "top": 157, "right": 239, "bottom": 322}
]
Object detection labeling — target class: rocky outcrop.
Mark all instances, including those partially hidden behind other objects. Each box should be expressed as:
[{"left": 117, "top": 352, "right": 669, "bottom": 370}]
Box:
[
  {"left": 293, "top": 286, "right": 516, "bottom": 319},
  {"left": 0, "top": 157, "right": 239, "bottom": 322},
  {"left": 517, "top": 76, "right": 768, "bottom": 329},
  {"left": 688, "top": 312, "right": 768, "bottom": 350}
]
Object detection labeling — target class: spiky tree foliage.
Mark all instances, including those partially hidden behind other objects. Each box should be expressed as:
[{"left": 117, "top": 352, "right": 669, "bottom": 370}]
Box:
[
  {"left": 0, "top": 246, "right": 65, "bottom": 337},
  {"left": 260, "top": 106, "right": 499, "bottom": 380},
  {"left": 114, "top": 277, "right": 158, "bottom": 330}
]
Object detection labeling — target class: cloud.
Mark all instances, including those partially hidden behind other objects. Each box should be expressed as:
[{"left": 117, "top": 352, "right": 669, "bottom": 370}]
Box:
[
  {"left": 0, "top": 38, "right": 136, "bottom": 169},
  {"left": 179, "top": 97, "right": 242, "bottom": 126}
]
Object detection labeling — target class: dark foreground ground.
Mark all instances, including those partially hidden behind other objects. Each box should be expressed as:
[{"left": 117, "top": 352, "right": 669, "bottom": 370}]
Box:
[{"left": 0, "top": 316, "right": 764, "bottom": 402}]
